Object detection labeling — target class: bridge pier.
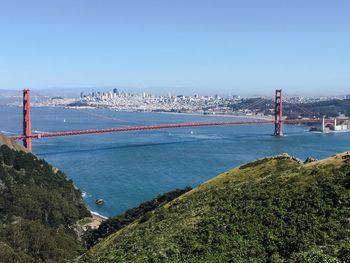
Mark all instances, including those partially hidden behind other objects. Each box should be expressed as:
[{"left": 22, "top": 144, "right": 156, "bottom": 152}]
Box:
[
  {"left": 23, "top": 89, "right": 32, "bottom": 152},
  {"left": 274, "top": 89, "right": 283, "bottom": 136},
  {"left": 322, "top": 116, "right": 325, "bottom": 132}
]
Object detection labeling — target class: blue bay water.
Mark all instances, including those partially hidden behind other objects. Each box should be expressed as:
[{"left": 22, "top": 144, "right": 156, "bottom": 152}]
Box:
[{"left": 1, "top": 105, "right": 350, "bottom": 217}]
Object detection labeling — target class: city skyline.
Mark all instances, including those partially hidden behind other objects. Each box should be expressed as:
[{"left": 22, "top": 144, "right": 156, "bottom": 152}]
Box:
[{"left": 0, "top": 0, "right": 349, "bottom": 95}]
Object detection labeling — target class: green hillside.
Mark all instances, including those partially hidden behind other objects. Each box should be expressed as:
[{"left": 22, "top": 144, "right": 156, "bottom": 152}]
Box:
[
  {"left": 79, "top": 153, "right": 350, "bottom": 263},
  {"left": 0, "top": 143, "right": 90, "bottom": 262},
  {"left": 84, "top": 187, "right": 192, "bottom": 249}
]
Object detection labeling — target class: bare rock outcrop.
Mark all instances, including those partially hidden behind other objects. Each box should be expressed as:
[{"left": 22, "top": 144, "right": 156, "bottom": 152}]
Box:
[{"left": 0, "top": 134, "right": 28, "bottom": 152}]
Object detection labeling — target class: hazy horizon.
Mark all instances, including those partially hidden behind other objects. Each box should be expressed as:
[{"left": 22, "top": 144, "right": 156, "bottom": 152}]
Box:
[{"left": 0, "top": 86, "right": 348, "bottom": 98}]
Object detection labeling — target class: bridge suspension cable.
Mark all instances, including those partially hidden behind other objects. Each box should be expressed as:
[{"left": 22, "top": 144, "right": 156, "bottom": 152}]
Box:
[{"left": 283, "top": 92, "right": 318, "bottom": 118}]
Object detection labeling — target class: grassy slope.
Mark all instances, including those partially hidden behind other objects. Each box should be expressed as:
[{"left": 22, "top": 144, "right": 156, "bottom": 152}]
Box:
[{"left": 80, "top": 153, "right": 350, "bottom": 263}]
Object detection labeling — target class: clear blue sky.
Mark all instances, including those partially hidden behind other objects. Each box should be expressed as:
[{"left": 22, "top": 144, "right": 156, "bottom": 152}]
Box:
[{"left": 0, "top": 0, "right": 349, "bottom": 95}]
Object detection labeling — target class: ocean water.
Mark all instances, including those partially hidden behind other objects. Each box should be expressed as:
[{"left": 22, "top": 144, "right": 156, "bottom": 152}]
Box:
[{"left": 1, "top": 105, "right": 350, "bottom": 217}]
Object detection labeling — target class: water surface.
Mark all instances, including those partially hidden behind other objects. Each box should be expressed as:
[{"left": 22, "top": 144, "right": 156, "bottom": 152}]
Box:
[{"left": 1, "top": 106, "right": 349, "bottom": 216}]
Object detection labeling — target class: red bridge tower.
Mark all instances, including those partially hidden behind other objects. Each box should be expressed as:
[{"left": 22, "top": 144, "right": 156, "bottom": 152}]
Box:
[
  {"left": 23, "top": 89, "right": 32, "bottom": 152},
  {"left": 274, "top": 89, "right": 283, "bottom": 136}
]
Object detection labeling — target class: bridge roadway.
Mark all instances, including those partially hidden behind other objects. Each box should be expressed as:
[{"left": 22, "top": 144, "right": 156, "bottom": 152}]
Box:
[{"left": 9, "top": 118, "right": 320, "bottom": 140}]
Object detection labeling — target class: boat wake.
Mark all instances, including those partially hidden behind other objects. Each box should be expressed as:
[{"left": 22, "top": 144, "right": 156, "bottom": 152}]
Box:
[
  {"left": 33, "top": 130, "right": 50, "bottom": 134},
  {"left": 169, "top": 132, "right": 223, "bottom": 140}
]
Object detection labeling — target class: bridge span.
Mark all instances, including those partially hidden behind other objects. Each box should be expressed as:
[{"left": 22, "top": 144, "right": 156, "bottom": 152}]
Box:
[
  {"left": 10, "top": 119, "right": 320, "bottom": 141},
  {"left": 8, "top": 89, "right": 320, "bottom": 152}
]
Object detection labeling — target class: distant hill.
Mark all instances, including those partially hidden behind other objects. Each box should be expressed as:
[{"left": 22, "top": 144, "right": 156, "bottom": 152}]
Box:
[
  {"left": 79, "top": 153, "right": 350, "bottom": 262},
  {"left": 0, "top": 138, "right": 90, "bottom": 262},
  {"left": 230, "top": 97, "right": 350, "bottom": 119},
  {"left": 67, "top": 101, "right": 90, "bottom": 107},
  {"left": 283, "top": 99, "right": 350, "bottom": 118}
]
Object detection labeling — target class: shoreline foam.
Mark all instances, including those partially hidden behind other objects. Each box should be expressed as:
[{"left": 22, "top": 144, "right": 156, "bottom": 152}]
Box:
[{"left": 90, "top": 211, "right": 108, "bottom": 220}]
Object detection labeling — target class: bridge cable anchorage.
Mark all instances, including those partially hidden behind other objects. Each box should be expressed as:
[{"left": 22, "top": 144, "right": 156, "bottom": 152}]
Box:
[{"left": 9, "top": 88, "right": 321, "bottom": 151}]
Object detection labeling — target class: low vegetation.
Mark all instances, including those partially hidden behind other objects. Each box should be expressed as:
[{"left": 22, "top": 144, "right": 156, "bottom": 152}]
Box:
[
  {"left": 84, "top": 187, "right": 192, "bottom": 249},
  {"left": 0, "top": 139, "right": 192, "bottom": 262},
  {"left": 0, "top": 144, "right": 90, "bottom": 262},
  {"left": 80, "top": 152, "right": 350, "bottom": 262}
]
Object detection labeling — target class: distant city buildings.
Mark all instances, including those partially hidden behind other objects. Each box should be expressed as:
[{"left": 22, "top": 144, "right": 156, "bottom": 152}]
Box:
[
  {"left": 18, "top": 88, "right": 350, "bottom": 119},
  {"left": 78, "top": 89, "right": 242, "bottom": 114}
]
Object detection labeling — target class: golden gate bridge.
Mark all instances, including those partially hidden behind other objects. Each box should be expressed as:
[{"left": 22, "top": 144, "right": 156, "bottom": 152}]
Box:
[{"left": 9, "top": 89, "right": 321, "bottom": 152}]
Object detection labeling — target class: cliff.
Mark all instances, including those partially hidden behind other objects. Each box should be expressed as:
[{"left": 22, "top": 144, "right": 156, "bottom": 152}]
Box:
[{"left": 0, "top": 136, "right": 90, "bottom": 262}]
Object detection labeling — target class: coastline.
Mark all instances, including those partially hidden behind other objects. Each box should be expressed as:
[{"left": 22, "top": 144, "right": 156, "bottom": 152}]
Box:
[
  {"left": 154, "top": 111, "right": 274, "bottom": 121},
  {"left": 90, "top": 210, "right": 108, "bottom": 220},
  {"left": 23, "top": 104, "right": 274, "bottom": 121},
  {"left": 79, "top": 211, "right": 108, "bottom": 231},
  {"left": 63, "top": 104, "right": 275, "bottom": 121}
]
